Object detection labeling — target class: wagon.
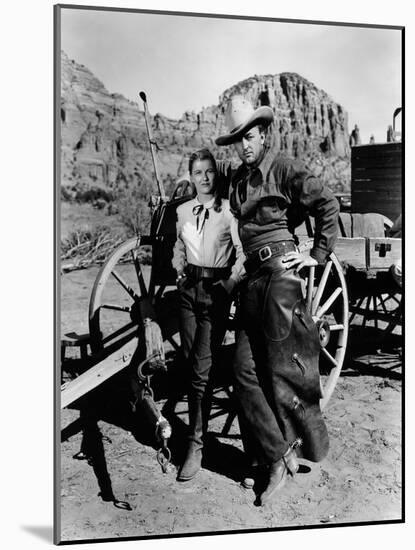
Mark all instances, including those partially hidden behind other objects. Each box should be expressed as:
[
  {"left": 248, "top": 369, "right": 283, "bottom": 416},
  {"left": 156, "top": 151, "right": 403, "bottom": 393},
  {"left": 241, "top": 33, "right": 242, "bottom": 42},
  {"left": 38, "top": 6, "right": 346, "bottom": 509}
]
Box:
[{"left": 60, "top": 96, "right": 402, "bottom": 473}]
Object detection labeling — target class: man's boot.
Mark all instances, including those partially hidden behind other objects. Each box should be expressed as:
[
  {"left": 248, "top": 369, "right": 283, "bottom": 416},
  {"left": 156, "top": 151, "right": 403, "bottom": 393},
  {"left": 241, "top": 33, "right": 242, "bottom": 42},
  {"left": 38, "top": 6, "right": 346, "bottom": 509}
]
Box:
[
  {"left": 260, "top": 447, "right": 298, "bottom": 505},
  {"left": 177, "top": 396, "right": 204, "bottom": 481}
]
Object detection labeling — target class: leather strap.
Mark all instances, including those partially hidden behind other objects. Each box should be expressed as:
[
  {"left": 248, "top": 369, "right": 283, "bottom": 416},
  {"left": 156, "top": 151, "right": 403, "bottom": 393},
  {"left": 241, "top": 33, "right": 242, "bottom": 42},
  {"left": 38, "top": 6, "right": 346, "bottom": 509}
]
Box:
[
  {"left": 244, "top": 240, "right": 296, "bottom": 274},
  {"left": 186, "top": 264, "right": 231, "bottom": 280}
]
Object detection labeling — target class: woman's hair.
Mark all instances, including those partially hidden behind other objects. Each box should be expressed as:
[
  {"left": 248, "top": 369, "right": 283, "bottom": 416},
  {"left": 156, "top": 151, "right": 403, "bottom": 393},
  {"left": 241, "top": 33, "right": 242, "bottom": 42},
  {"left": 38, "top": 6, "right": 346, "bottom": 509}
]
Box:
[{"left": 188, "top": 148, "right": 222, "bottom": 212}]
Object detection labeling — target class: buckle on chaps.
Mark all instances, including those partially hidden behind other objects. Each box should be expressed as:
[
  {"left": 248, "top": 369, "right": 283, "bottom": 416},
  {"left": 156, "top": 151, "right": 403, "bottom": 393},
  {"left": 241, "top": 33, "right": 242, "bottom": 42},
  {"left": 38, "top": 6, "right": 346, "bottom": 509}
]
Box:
[{"left": 259, "top": 245, "right": 272, "bottom": 262}]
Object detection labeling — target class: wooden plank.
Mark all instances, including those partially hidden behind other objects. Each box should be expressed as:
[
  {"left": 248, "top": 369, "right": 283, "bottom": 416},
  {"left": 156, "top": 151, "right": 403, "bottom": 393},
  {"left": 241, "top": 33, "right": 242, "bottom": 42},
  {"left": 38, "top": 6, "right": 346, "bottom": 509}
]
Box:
[
  {"left": 352, "top": 193, "right": 401, "bottom": 203},
  {"left": 353, "top": 190, "right": 401, "bottom": 201},
  {"left": 352, "top": 149, "right": 402, "bottom": 162},
  {"left": 352, "top": 185, "right": 401, "bottom": 195},
  {"left": 61, "top": 333, "right": 91, "bottom": 346},
  {"left": 352, "top": 184, "right": 402, "bottom": 196},
  {"left": 295, "top": 220, "right": 314, "bottom": 238},
  {"left": 352, "top": 170, "right": 402, "bottom": 183},
  {"left": 352, "top": 159, "right": 402, "bottom": 168},
  {"left": 352, "top": 157, "right": 402, "bottom": 166},
  {"left": 352, "top": 172, "right": 402, "bottom": 182},
  {"left": 352, "top": 155, "right": 402, "bottom": 165},
  {"left": 367, "top": 238, "right": 402, "bottom": 270},
  {"left": 339, "top": 212, "right": 352, "bottom": 237},
  {"left": 353, "top": 153, "right": 402, "bottom": 161},
  {"left": 60, "top": 336, "right": 138, "bottom": 409},
  {"left": 334, "top": 238, "right": 366, "bottom": 269},
  {"left": 352, "top": 145, "right": 401, "bottom": 154},
  {"left": 353, "top": 192, "right": 401, "bottom": 200},
  {"left": 352, "top": 196, "right": 401, "bottom": 209},
  {"left": 352, "top": 143, "right": 402, "bottom": 158}
]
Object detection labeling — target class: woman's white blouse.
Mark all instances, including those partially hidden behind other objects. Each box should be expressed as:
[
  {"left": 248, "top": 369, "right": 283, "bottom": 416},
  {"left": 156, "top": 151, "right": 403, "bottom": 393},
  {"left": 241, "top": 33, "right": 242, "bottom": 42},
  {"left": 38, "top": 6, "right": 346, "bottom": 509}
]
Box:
[{"left": 172, "top": 197, "right": 246, "bottom": 284}]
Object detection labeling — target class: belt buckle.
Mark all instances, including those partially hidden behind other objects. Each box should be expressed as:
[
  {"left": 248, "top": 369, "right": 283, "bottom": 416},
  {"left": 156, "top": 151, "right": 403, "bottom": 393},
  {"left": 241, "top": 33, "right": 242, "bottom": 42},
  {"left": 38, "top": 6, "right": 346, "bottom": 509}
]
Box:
[{"left": 258, "top": 245, "right": 272, "bottom": 262}]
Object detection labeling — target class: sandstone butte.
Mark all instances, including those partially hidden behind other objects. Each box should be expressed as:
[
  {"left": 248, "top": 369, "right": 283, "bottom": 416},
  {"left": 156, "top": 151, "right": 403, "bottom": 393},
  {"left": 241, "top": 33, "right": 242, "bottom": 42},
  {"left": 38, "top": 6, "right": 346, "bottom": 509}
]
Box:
[{"left": 60, "top": 50, "right": 351, "bottom": 201}]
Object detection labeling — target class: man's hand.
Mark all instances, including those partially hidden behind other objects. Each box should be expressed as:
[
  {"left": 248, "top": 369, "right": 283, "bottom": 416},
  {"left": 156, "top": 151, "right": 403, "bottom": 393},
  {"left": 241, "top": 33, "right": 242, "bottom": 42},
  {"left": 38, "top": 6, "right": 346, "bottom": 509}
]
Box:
[
  {"left": 282, "top": 250, "right": 318, "bottom": 271},
  {"left": 213, "top": 278, "right": 236, "bottom": 295}
]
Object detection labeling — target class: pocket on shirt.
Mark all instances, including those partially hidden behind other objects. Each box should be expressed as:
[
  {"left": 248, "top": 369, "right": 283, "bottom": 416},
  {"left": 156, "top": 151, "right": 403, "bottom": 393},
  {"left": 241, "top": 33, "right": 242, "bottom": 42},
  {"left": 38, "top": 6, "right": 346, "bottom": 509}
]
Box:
[{"left": 255, "top": 196, "right": 288, "bottom": 225}]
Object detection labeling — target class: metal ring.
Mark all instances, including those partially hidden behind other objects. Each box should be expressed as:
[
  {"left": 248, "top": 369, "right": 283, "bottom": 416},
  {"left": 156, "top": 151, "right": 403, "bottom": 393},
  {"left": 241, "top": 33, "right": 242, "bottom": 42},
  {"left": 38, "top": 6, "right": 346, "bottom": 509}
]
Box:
[
  {"left": 157, "top": 446, "right": 171, "bottom": 473},
  {"left": 140, "top": 385, "right": 154, "bottom": 400}
]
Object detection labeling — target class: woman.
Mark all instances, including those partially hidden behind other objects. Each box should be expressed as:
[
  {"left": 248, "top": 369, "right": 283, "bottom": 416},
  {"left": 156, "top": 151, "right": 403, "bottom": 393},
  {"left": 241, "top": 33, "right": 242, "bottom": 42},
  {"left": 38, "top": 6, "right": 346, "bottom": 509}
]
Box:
[{"left": 172, "top": 148, "right": 245, "bottom": 481}]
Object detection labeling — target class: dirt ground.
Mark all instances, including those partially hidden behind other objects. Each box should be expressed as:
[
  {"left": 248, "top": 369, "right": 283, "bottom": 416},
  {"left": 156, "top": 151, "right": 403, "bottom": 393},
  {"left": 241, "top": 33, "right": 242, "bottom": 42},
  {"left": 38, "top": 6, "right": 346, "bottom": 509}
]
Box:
[{"left": 59, "top": 266, "right": 402, "bottom": 543}]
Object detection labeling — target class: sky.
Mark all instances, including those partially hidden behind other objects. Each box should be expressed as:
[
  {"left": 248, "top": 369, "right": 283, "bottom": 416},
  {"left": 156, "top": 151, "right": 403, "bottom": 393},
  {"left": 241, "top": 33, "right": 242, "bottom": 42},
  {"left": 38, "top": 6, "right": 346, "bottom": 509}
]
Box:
[{"left": 60, "top": 7, "right": 402, "bottom": 144}]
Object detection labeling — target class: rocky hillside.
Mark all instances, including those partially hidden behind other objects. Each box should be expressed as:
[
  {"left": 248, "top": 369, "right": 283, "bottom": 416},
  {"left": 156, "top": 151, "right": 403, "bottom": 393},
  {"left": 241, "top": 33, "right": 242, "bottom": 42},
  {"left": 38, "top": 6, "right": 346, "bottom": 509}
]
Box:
[{"left": 60, "top": 51, "right": 351, "bottom": 202}]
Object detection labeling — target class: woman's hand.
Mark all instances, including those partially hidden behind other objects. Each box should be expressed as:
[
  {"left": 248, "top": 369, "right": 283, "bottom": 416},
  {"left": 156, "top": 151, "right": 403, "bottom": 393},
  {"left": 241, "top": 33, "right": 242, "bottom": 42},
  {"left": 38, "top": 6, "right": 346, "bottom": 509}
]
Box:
[
  {"left": 176, "top": 273, "right": 188, "bottom": 290},
  {"left": 213, "top": 278, "right": 236, "bottom": 295},
  {"left": 282, "top": 250, "right": 318, "bottom": 271}
]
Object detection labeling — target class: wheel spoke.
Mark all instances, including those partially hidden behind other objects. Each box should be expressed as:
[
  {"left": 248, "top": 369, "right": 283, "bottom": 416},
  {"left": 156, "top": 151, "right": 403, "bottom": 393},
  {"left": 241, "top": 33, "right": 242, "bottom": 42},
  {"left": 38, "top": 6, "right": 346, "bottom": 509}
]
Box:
[
  {"left": 167, "top": 336, "right": 180, "bottom": 351},
  {"left": 312, "top": 260, "right": 333, "bottom": 315},
  {"left": 384, "top": 293, "right": 400, "bottom": 306},
  {"left": 315, "top": 287, "right": 342, "bottom": 318},
  {"left": 349, "top": 296, "right": 365, "bottom": 324},
  {"left": 383, "top": 304, "right": 402, "bottom": 335},
  {"left": 378, "top": 293, "right": 389, "bottom": 315},
  {"left": 155, "top": 284, "right": 166, "bottom": 301},
  {"left": 361, "top": 296, "right": 370, "bottom": 328},
  {"left": 111, "top": 269, "right": 140, "bottom": 301},
  {"left": 321, "top": 347, "right": 338, "bottom": 368},
  {"left": 364, "top": 294, "right": 376, "bottom": 328},
  {"left": 101, "top": 321, "right": 138, "bottom": 346},
  {"left": 373, "top": 295, "right": 379, "bottom": 330},
  {"left": 101, "top": 304, "right": 132, "bottom": 313},
  {"left": 306, "top": 265, "right": 315, "bottom": 312},
  {"left": 329, "top": 323, "right": 344, "bottom": 331}
]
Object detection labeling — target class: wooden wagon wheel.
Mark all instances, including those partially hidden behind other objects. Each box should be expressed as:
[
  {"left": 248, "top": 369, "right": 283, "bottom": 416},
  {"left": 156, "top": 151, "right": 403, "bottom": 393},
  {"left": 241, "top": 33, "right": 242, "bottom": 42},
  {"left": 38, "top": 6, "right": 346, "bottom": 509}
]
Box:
[
  {"left": 348, "top": 278, "right": 402, "bottom": 337},
  {"left": 88, "top": 236, "right": 180, "bottom": 356},
  {"left": 298, "top": 242, "right": 349, "bottom": 409},
  {"left": 88, "top": 237, "right": 150, "bottom": 354}
]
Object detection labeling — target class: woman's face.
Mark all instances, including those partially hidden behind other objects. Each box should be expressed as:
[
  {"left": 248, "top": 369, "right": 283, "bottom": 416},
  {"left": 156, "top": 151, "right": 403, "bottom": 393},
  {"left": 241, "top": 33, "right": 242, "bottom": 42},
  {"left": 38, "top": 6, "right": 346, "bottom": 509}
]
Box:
[{"left": 190, "top": 159, "right": 216, "bottom": 197}]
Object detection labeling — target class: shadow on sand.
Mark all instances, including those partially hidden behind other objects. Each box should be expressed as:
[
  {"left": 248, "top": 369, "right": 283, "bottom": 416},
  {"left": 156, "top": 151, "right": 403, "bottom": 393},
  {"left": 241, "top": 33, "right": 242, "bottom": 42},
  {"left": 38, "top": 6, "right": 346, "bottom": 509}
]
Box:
[{"left": 60, "top": 323, "right": 401, "bottom": 507}]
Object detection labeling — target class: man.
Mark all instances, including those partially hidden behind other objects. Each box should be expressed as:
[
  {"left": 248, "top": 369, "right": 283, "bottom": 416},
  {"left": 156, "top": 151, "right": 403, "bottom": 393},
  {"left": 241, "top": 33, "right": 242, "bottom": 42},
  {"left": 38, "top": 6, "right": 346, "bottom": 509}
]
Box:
[{"left": 215, "top": 96, "right": 339, "bottom": 505}]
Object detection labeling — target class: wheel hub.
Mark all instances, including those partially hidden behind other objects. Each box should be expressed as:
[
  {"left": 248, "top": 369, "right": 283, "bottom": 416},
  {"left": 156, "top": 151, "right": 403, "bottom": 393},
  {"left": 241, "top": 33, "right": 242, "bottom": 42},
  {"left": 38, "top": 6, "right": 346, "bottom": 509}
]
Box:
[
  {"left": 316, "top": 319, "right": 330, "bottom": 348},
  {"left": 130, "top": 301, "right": 140, "bottom": 324}
]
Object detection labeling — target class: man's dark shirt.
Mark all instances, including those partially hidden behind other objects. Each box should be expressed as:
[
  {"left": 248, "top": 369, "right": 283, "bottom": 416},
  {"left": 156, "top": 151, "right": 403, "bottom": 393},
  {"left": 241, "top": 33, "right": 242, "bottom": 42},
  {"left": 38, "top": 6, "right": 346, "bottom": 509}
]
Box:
[{"left": 229, "top": 147, "right": 339, "bottom": 263}]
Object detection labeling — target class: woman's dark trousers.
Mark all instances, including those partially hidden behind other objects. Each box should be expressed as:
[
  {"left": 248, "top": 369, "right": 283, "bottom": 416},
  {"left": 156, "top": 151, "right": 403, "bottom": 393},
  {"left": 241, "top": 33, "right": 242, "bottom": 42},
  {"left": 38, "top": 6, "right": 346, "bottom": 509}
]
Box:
[{"left": 178, "top": 279, "right": 231, "bottom": 477}]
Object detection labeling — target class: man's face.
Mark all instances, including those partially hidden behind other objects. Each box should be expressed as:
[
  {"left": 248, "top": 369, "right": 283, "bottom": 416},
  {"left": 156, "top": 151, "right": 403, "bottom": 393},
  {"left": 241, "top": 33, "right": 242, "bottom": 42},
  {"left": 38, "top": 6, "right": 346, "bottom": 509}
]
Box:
[{"left": 233, "top": 126, "right": 265, "bottom": 166}]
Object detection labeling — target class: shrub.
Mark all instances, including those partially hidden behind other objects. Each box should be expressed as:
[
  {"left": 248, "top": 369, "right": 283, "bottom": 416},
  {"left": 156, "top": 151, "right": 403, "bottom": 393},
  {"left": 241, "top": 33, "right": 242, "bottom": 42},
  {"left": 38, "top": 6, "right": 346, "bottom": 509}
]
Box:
[
  {"left": 113, "top": 187, "right": 151, "bottom": 237},
  {"left": 61, "top": 226, "right": 125, "bottom": 269},
  {"left": 61, "top": 225, "right": 152, "bottom": 272},
  {"left": 75, "top": 185, "right": 114, "bottom": 203}
]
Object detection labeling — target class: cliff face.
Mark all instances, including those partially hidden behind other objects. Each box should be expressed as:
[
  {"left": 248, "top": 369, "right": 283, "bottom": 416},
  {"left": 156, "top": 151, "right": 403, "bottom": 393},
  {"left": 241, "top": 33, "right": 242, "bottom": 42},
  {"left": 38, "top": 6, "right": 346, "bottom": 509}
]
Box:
[
  {"left": 220, "top": 73, "right": 349, "bottom": 157},
  {"left": 60, "top": 51, "right": 351, "bottom": 199},
  {"left": 61, "top": 51, "right": 154, "bottom": 199}
]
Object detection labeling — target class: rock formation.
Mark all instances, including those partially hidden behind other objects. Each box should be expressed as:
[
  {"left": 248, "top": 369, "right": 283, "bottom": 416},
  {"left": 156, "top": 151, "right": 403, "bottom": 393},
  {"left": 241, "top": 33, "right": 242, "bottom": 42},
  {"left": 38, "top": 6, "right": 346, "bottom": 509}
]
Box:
[{"left": 60, "top": 51, "right": 351, "bottom": 201}]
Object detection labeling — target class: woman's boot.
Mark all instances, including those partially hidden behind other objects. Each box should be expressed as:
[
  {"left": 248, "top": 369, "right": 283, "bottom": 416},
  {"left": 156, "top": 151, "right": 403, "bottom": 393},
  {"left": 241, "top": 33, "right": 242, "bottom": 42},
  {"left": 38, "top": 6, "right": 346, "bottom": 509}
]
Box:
[{"left": 177, "top": 396, "right": 204, "bottom": 481}]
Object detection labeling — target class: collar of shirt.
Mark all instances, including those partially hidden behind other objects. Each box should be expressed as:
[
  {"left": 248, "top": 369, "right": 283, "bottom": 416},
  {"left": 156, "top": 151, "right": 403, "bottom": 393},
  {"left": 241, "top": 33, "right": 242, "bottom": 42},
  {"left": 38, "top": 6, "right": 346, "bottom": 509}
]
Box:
[
  {"left": 194, "top": 196, "right": 215, "bottom": 209},
  {"left": 238, "top": 145, "right": 275, "bottom": 183},
  {"left": 191, "top": 197, "right": 215, "bottom": 233}
]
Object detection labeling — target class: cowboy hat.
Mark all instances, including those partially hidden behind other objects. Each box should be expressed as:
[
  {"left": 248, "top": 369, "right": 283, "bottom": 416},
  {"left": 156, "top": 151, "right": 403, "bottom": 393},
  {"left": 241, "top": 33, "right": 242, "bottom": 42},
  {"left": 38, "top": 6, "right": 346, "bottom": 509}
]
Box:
[{"left": 215, "top": 95, "right": 274, "bottom": 146}]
